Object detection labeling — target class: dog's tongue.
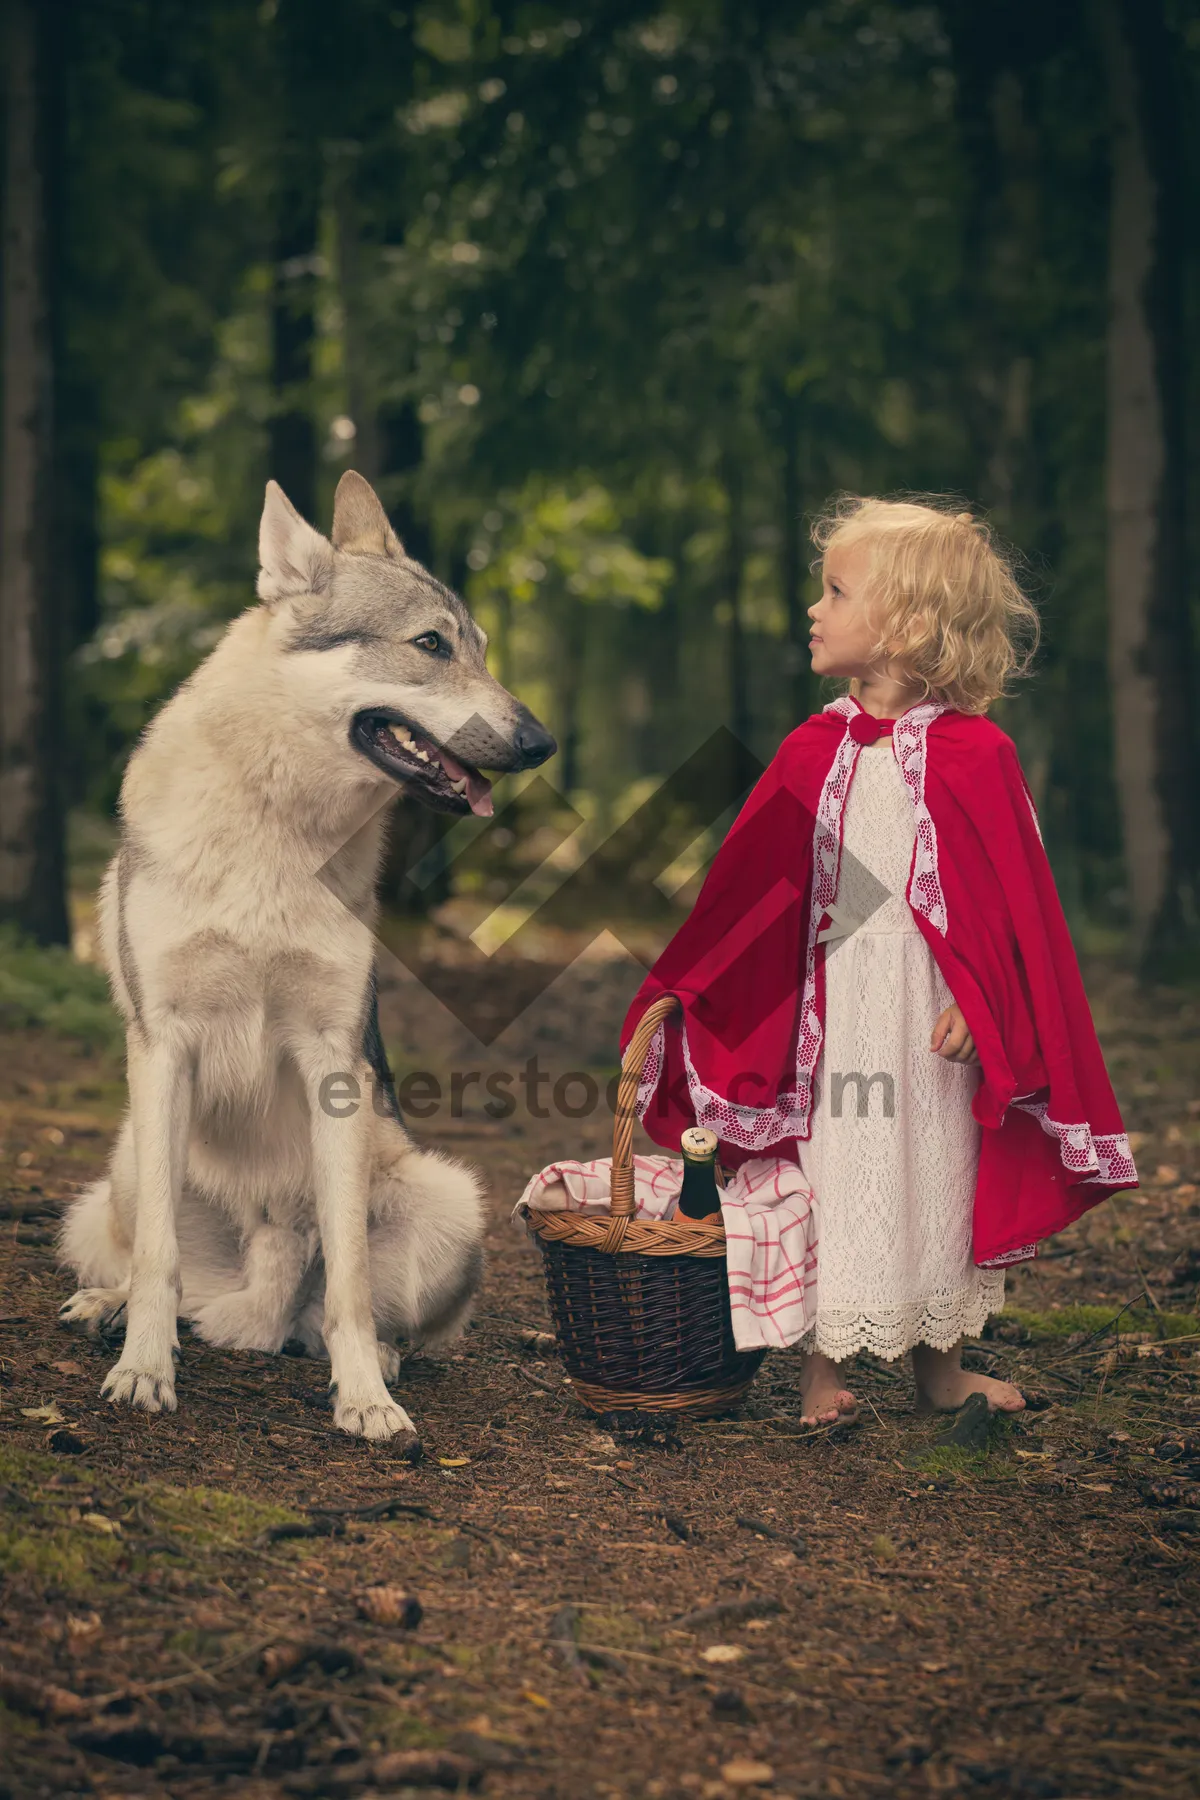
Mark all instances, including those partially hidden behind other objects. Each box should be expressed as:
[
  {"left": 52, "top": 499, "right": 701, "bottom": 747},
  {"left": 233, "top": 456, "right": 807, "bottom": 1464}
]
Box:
[{"left": 436, "top": 745, "right": 494, "bottom": 817}]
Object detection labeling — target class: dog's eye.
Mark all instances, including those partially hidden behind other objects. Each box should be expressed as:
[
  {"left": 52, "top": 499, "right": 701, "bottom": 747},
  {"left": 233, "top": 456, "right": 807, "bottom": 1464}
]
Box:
[{"left": 413, "top": 631, "right": 446, "bottom": 655}]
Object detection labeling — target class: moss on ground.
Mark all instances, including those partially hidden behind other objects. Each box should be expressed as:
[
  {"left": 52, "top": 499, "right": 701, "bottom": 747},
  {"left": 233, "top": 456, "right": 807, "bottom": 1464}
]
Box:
[
  {"left": 905, "top": 1444, "right": 992, "bottom": 1478},
  {"left": 151, "top": 1482, "right": 301, "bottom": 1547},
  {"left": 0, "top": 1439, "right": 305, "bottom": 1598},
  {"left": 996, "top": 1303, "right": 1198, "bottom": 1342},
  {"left": 0, "top": 1515, "right": 126, "bottom": 1589}
]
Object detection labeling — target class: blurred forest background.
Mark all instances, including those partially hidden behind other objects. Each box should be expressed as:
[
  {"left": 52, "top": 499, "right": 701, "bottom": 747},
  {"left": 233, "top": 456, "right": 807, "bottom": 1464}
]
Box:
[{"left": 2, "top": 0, "right": 1199, "bottom": 999}]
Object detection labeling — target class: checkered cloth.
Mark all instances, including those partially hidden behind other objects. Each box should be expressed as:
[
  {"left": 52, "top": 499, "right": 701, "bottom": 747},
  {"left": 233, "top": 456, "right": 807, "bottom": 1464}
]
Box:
[{"left": 515, "top": 1153, "right": 818, "bottom": 1352}]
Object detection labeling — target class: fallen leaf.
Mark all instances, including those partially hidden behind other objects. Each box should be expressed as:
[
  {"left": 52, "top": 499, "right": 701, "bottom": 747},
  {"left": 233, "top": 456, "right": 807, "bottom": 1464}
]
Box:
[
  {"left": 521, "top": 1688, "right": 551, "bottom": 1707},
  {"left": 720, "top": 1759, "right": 775, "bottom": 1788},
  {"left": 920, "top": 1660, "right": 948, "bottom": 1674},
  {"left": 40, "top": 1127, "right": 65, "bottom": 1146},
  {"left": 50, "top": 1361, "right": 83, "bottom": 1377},
  {"left": 1154, "top": 1164, "right": 1180, "bottom": 1184},
  {"left": 82, "top": 1513, "right": 120, "bottom": 1536},
  {"left": 20, "top": 1404, "right": 64, "bottom": 1424},
  {"left": 871, "top": 1534, "right": 897, "bottom": 1561},
  {"left": 701, "top": 1644, "right": 746, "bottom": 1664},
  {"left": 437, "top": 1456, "right": 471, "bottom": 1467},
  {"left": 1078, "top": 1482, "right": 1113, "bottom": 1493}
]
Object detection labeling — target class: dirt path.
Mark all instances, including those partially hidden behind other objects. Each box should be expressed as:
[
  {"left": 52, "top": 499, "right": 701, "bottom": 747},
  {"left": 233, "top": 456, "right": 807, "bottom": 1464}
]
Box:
[{"left": 1, "top": 962, "right": 1198, "bottom": 1800}]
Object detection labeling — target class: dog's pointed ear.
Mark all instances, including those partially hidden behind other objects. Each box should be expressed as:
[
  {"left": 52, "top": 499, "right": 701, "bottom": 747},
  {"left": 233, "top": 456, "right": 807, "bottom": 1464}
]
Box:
[
  {"left": 331, "top": 470, "right": 404, "bottom": 558},
  {"left": 257, "top": 481, "right": 335, "bottom": 605}
]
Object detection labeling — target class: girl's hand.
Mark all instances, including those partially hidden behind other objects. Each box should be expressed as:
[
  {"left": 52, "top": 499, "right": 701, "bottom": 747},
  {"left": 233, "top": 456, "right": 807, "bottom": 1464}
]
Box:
[{"left": 931, "top": 1004, "right": 978, "bottom": 1064}]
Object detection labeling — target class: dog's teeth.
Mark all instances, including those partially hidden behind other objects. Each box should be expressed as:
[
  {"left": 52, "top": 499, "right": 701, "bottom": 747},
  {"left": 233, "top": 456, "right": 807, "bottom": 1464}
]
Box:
[
  {"left": 450, "top": 777, "right": 467, "bottom": 794},
  {"left": 417, "top": 749, "right": 430, "bottom": 762},
  {"left": 388, "top": 724, "right": 406, "bottom": 742}
]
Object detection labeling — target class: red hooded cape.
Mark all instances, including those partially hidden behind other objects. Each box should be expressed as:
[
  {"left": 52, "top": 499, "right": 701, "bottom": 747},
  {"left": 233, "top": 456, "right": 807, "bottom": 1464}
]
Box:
[{"left": 620, "top": 695, "right": 1138, "bottom": 1268}]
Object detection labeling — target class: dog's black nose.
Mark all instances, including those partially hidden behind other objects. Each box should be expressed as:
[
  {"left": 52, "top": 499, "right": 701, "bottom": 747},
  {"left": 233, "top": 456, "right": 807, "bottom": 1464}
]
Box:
[{"left": 513, "top": 718, "right": 557, "bottom": 768}]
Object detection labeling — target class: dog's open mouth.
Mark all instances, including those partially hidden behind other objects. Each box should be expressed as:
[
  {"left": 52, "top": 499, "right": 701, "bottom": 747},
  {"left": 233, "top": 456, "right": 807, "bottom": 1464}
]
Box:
[{"left": 352, "top": 712, "right": 494, "bottom": 817}]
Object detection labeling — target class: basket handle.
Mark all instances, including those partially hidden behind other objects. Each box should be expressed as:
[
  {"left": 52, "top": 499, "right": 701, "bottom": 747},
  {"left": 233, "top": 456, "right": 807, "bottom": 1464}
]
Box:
[{"left": 610, "top": 992, "right": 680, "bottom": 1218}]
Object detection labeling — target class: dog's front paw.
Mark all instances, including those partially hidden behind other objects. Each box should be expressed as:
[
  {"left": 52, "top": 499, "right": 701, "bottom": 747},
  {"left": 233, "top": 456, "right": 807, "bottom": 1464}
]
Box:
[
  {"left": 60, "top": 1288, "right": 128, "bottom": 1337},
  {"left": 332, "top": 1388, "right": 415, "bottom": 1442},
  {"left": 101, "top": 1360, "right": 177, "bottom": 1414},
  {"left": 376, "top": 1341, "right": 403, "bottom": 1385}
]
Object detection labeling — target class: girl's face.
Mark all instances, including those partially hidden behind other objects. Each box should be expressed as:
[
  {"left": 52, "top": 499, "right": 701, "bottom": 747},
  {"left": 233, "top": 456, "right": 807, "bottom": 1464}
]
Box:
[{"left": 807, "top": 539, "right": 882, "bottom": 679}]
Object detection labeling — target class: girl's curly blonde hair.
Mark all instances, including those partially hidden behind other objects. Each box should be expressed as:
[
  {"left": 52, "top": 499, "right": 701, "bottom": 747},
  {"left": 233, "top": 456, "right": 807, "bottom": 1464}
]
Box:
[{"left": 810, "top": 495, "right": 1040, "bottom": 714}]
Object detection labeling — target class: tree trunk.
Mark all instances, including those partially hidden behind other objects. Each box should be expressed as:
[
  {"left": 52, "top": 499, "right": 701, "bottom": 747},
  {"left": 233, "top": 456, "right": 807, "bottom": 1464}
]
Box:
[
  {"left": 722, "top": 450, "right": 750, "bottom": 752},
  {"left": 779, "top": 393, "right": 810, "bottom": 729},
  {"left": 269, "top": 143, "right": 320, "bottom": 522},
  {"left": 1096, "top": 0, "right": 1197, "bottom": 972},
  {"left": 0, "top": 0, "right": 69, "bottom": 947},
  {"left": 331, "top": 144, "right": 381, "bottom": 485},
  {"left": 268, "top": 0, "right": 322, "bottom": 524},
  {"left": 557, "top": 591, "right": 586, "bottom": 796}
]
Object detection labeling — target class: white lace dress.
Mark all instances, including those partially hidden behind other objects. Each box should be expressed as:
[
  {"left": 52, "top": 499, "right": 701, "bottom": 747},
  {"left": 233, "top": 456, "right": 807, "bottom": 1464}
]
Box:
[{"left": 798, "top": 739, "right": 1005, "bottom": 1360}]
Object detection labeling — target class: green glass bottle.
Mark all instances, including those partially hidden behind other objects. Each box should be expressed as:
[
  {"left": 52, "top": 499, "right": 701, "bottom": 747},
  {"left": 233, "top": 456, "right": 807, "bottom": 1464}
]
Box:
[{"left": 677, "top": 1126, "right": 721, "bottom": 1220}]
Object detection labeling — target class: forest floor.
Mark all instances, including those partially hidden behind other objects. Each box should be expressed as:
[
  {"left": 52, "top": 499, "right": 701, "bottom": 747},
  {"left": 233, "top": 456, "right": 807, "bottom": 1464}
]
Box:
[{"left": 2, "top": 957, "right": 1199, "bottom": 1800}]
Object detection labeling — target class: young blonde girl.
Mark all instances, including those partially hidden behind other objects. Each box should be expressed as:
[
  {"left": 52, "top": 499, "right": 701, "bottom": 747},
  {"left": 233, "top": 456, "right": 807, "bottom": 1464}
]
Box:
[
  {"left": 798, "top": 498, "right": 1036, "bottom": 1422},
  {"left": 621, "top": 495, "right": 1137, "bottom": 1423}
]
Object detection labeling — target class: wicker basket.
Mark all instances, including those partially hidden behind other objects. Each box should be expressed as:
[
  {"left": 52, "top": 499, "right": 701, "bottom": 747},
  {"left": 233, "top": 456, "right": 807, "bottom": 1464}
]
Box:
[{"left": 522, "top": 993, "right": 766, "bottom": 1418}]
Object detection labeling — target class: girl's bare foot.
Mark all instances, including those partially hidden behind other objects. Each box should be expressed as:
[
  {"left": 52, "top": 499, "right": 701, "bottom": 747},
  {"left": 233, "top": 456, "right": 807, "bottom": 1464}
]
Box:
[
  {"left": 799, "top": 1350, "right": 859, "bottom": 1426},
  {"left": 911, "top": 1341, "right": 1024, "bottom": 1415}
]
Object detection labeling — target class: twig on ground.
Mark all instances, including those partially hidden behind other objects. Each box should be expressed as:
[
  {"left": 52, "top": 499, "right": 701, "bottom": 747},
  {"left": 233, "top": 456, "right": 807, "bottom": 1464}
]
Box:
[
  {"left": 517, "top": 1365, "right": 560, "bottom": 1394},
  {"left": 737, "top": 1515, "right": 806, "bottom": 1556},
  {"left": 667, "top": 1596, "right": 782, "bottom": 1632}
]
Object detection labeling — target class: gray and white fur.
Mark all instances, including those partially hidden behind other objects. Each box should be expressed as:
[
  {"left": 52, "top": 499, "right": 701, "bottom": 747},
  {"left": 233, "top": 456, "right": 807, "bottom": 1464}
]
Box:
[{"left": 58, "top": 471, "right": 555, "bottom": 1440}]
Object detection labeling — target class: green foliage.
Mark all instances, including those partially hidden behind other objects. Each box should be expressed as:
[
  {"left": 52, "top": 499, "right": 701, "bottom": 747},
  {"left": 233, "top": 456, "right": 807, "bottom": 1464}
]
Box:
[
  {"left": 0, "top": 926, "right": 122, "bottom": 1052},
  {"left": 468, "top": 481, "right": 671, "bottom": 612},
  {"left": 49, "top": 0, "right": 1200, "bottom": 929}
]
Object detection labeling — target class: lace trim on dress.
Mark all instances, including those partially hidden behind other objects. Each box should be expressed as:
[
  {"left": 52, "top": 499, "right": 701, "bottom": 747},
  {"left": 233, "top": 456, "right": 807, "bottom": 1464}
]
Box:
[
  {"left": 635, "top": 1021, "right": 665, "bottom": 1120},
  {"left": 1011, "top": 1095, "right": 1139, "bottom": 1186},
  {"left": 633, "top": 1016, "right": 813, "bottom": 1149},
  {"left": 977, "top": 1242, "right": 1038, "bottom": 1270},
  {"left": 799, "top": 1272, "right": 1007, "bottom": 1361},
  {"left": 892, "top": 700, "right": 950, "bottom": 935}
]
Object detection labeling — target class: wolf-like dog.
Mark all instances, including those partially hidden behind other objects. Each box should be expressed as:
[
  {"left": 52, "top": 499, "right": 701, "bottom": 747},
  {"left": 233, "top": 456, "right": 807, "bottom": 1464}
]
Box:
[{"left": 58, "top": 471, "right": 555, "bottom": 1440}]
